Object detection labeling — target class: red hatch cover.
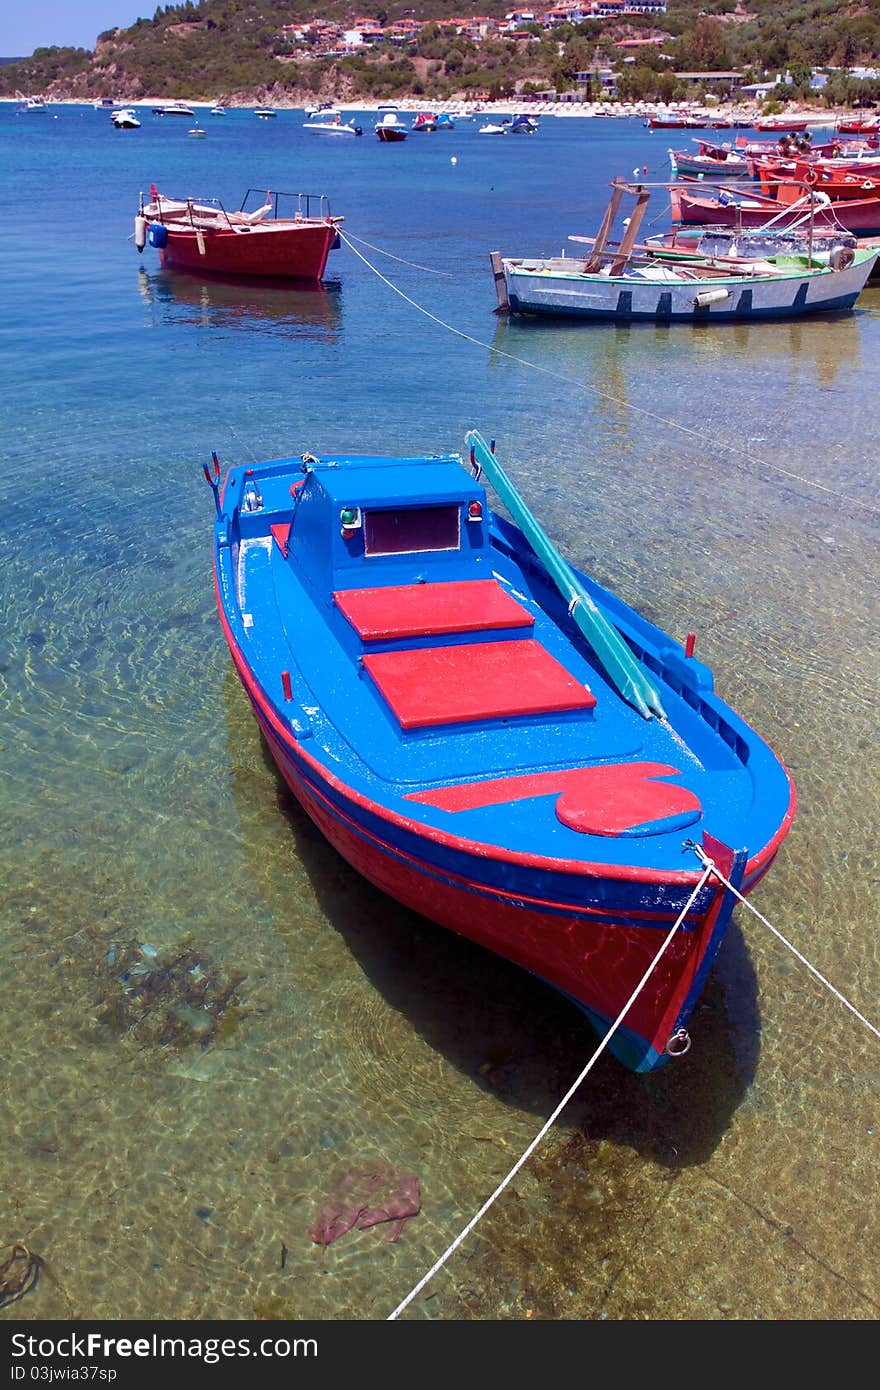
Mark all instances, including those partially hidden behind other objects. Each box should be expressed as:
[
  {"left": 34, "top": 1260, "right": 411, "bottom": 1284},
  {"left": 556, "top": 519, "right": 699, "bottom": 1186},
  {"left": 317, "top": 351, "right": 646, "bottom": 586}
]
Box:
[
  {"left": 363, "top": 638, "right": 596, "bottom": 729},
  {"left": 334, "top": 579, "right": 534, "bottom": 640}
]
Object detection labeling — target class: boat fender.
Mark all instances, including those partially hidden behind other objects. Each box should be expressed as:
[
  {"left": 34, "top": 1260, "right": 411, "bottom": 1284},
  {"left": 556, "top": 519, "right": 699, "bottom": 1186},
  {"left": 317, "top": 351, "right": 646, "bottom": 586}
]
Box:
[
  {"left": 134, "top": 214, "right": 147, "bottom": 252},
  {"left": 829, "top": 246, "right": 855, "bottom": 271},
  {"left": 147, "top": 222, "right": 168, "bottom": 249},
  {"left": 693, "top": 286, "right": 730, "bottom": 308}
]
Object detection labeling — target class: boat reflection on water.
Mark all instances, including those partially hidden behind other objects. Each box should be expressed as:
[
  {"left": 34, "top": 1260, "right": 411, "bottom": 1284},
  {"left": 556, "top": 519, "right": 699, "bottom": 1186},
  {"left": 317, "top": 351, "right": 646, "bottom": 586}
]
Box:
[
  {"left": 489, "top": 300, "right": 862, "bottom": 389},
  {"left": 137, "top": 266, "right": 342, "bottom": 340}
]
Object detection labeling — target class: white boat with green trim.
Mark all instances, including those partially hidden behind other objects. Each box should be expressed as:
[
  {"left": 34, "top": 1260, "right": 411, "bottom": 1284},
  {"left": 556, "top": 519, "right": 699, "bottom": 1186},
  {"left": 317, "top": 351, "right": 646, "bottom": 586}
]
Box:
[{"left": 493, "top": 178, "right": 880, "bottom": 322}]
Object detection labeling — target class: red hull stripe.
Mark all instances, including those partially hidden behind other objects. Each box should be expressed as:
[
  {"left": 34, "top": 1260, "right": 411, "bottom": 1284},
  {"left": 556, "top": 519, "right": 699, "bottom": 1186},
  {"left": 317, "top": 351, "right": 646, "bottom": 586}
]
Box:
[
  {"left": 407, "top": 761, "right": 701, "bottom": 837},
  {"left": 213, "top": 566, "right": 796, "bottom": 884},
  {"left": 333, "top": 578, "right": 534, "bottom": 639},
  {"left": 362, "top": 638, "right": 596, "bottom": 728},
  {"left": 261, "top": 714, "right": 705, "bottom": 926}
]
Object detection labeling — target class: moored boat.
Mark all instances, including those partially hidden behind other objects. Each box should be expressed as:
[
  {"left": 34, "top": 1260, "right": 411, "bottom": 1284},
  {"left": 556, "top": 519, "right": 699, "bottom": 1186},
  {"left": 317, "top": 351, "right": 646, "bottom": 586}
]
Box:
[
  {"left": 152, "top": 101, "right": 194, "bottom": 116},
  {"left": 670, "top": 180, "right": 880, "bottom": 234},
  {"left": 16, "top": 91, "right": 48, "bottom": 113},
  {"left": 135, "top": 184, "right": 343, "bottom": 281},
  {"left": 492, "top": 178, "right": 880, "bottom": 321},
  {"left": 668, "top": 141, "right": 749, "bottom": 177},
  {"left": 375, "top": 111, "right": 408, "bottom": 142},
  {"left": 204, "top": 429, "right": 795, "bottom": 1073},
  {"left": 304, "top": 113, "right": 362, "bottom": 136},
  {"left": 111, "top": 107, "right": 141, "bottom": 129}
]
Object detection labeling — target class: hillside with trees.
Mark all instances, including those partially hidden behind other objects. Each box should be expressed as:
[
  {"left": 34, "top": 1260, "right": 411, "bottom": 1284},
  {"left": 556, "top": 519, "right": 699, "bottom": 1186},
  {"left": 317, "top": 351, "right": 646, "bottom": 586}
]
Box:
[{"left": 3, "top": 1, "right": 880, "bottom": 107}]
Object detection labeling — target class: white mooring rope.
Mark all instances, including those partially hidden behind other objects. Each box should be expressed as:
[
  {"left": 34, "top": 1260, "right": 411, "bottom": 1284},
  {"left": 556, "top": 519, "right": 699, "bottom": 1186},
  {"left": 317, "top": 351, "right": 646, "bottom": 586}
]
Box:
[
  {"left": 388, "top": 844, "right": 879, "bottom": 1320},
  {"left": 337, "top": 228, "right": 880, "bottom": 520},
  {"left": 690, "top": 844, "right": 880, "bottom": 1041},
  {"left": 387, "top": 859, "right": 717, "bottom": 1320}
]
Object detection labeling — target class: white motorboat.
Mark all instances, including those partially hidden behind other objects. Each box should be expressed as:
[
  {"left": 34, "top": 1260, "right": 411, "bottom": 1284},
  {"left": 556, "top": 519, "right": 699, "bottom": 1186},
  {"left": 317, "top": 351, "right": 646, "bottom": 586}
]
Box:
[
  {"left": 304, "top": 114, "right": 362, "bottom": 136},
  {"left": 112, "top": 108, "right": 141, "bottom": 129}
]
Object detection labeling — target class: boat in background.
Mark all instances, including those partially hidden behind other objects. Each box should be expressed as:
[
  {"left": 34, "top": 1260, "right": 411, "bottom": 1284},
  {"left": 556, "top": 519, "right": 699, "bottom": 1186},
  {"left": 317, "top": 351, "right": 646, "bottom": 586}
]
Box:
[
  {"left": 111, "top": 108, "right": 141, "bottom": 129},
  {"left": 210, "top": 106, "right": 227, "bottom": 116},
  {"left": 412, "top": 112, "right": 438, "bottom": 132},
  {"left": 204, "top": 427, "right": 795, "bottom": 1073},
  {"left": 668, "top": 141, "right": 749, "bottom": 177},
  {"left": 492, "top": 178, "right": 880, "bottom": 322},
  {"left": 255, "top": 106, "right": 276, "bottom": 119},
  {"left": 509, "top": 114, "right": 539, "bottom": 134},
  {"left": 152, "top": 101, "right": 194, "bottom": 116},
  {"left": 754, "top": 116, "right": 813, "bottom": 132},
  {"left": 648, "top": 112, "right": 707, "bottom": 129},
  {"left": 479, "top": 121, "right": 508, "bottom": 135},
  {"left": 135, "top": 184, "right": 343, "bottom": 281},
  {"left": 304, "top": 113, "right": 362, "bottom": 136},
  {"left": 670, "top": 179, "right": 880, "bottom": 233},
  {"left": 305, "top": 102, "right": 339, "bottom": 120},
  {"left": 187, "top": 127, "right": 207, "bottom": 139},
  {"left": 375, "top": 111, "right": 408, "bottom": 142},
  {"left": 16, "top": 91, "right": 48, "bottom": 113}
]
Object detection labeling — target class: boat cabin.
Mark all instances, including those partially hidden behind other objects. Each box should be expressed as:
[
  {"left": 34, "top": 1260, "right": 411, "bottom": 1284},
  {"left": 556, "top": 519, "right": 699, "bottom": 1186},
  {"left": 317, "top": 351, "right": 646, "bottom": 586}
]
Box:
[{"left": 286, "top": 453, "right": 493, "bottom": 593}]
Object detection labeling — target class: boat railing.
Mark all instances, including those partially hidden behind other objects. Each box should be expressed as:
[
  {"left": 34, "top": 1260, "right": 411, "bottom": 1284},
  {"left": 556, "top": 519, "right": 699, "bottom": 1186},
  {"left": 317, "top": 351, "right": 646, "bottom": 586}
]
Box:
[{"left": 239, "top": 188, "right": 336, "bottom": 222}]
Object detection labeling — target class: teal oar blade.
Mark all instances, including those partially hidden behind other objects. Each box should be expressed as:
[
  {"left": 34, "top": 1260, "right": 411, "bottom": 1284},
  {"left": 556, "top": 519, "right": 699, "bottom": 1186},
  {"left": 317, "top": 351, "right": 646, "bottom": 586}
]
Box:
[{"left": 465, "top": 430, "right": 666, "bottom": 721}]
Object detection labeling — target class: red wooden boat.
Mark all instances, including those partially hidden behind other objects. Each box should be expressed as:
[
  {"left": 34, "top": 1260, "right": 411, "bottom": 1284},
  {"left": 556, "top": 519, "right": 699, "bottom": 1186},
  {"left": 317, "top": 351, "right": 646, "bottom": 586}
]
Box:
[
  {"left": 754, "top": 116, "right": 812, "bottom": 132},
  {"left": 837, "top": 117, "right": 880, "bottom": 134},
  {"left": 648, "top": 114, "right": 705, "bottom": 129},
  {"left": 669, "top": 181, "right": 880, "bottom": 234},
  {"left": 135, "top": 185, "right": 343, "bottom": 282}
]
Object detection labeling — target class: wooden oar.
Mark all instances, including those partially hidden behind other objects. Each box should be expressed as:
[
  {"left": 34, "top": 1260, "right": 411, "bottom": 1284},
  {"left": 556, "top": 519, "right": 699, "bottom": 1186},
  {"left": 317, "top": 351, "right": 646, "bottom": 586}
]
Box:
[{"left": 465, "top": 431, "right": 666, "bottom": 721}]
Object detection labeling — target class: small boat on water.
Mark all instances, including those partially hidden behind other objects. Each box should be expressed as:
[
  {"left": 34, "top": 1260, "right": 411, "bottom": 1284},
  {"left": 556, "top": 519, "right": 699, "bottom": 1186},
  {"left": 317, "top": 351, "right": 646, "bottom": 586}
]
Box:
[
  {"left": 509, "top": 114, "right": 539, "bottom": 134},
  {"left": 210, "top": 106, "right": 227, "bottom": 116},
  {"left": 412, "top": 112, "right": 438, "bottom": 132},
  {"left": 187, "top": 127, "right": 207, "bottom": 139},
  {"left": 304, "top": 114, "right": 362, "bottom": 136},
  {"left": 754, "top": 116, "right": 812, "bottom": 133},
  {"left": 255, "top": 107, "right": 276, "bottom": 119},
  {"left": 479, "top": 121, "right": 508, "bottom": 136},
  {"left": 305, "top": 102, "right": 339, "bottom": 120},
  {"left": 152, "top": 101, "right": 194, "bottom": 116},
  {"left": 375, "top": 111, "right": 408, "bottom": 143},
  {"left": 492, "top": 178, "right": 880, "bottom": 322},
  {"left": 135, "top": 184, "right": 343, "bottom": 281},
  {"left": 204, "top": 428, "right": 795, "bottom": 1073},
  {"left": 16, "top": 91, "right": 48, "bottom": 113},
  {"left": 670, "top": 180, "right": 880, "bottom": 234},
  {"left": 647, "top": 113, "right": 706, "bottom": 129},
  {"left": 668, "top": 141, "right": 749, "bottom": 177},
  {"left": 111, "top": 108, "right": 141, "bottom": 129}
]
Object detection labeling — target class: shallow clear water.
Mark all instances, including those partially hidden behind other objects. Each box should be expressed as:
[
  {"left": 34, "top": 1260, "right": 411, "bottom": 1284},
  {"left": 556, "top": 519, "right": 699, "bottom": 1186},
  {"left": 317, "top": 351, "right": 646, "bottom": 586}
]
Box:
[{"left": 0, "top": 104, "right": 877, "bottom": 1322}]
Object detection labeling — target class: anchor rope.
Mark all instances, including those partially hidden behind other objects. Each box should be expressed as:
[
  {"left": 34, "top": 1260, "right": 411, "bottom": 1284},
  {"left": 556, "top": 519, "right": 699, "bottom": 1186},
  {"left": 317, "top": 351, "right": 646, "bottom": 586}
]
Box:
[
  {"left": 336, "top": 229, "right": 880, "bottom": 520},
  {"left": 387, "top": 859, "right": 717, "bottom": 1321},
  {"left": 690, "top": 845, "right": 880, "bottom": 1041},
  {"left": 340, "top": 229, "right": 452, "bottom": 275}
]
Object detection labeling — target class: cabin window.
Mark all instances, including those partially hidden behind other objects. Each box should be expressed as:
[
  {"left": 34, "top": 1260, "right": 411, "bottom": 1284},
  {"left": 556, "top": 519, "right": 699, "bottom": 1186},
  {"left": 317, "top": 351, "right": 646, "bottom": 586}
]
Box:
[{"left": 363, "top": 505, "right": 461, "bottom": 557}]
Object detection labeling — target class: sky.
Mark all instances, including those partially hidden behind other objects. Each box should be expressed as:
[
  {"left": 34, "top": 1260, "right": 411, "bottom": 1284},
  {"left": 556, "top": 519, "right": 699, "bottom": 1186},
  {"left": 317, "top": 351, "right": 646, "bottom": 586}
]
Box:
[{"left": 1, "top": 3, "right": 156, "bottom": 57}]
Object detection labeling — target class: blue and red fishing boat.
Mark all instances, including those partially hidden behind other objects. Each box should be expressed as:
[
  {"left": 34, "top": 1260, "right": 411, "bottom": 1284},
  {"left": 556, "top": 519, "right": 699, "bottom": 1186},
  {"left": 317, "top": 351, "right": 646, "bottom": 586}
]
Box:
[{"left": 205, "top": 431, "right": 795, "bottom": 1073}]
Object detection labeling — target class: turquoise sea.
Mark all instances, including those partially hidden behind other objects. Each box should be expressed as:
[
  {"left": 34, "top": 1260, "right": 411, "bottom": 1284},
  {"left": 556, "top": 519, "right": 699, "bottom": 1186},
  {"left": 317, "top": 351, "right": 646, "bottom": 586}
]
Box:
[{"left": 0, "top": 102, "right": 878, "bottom": 1323}]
